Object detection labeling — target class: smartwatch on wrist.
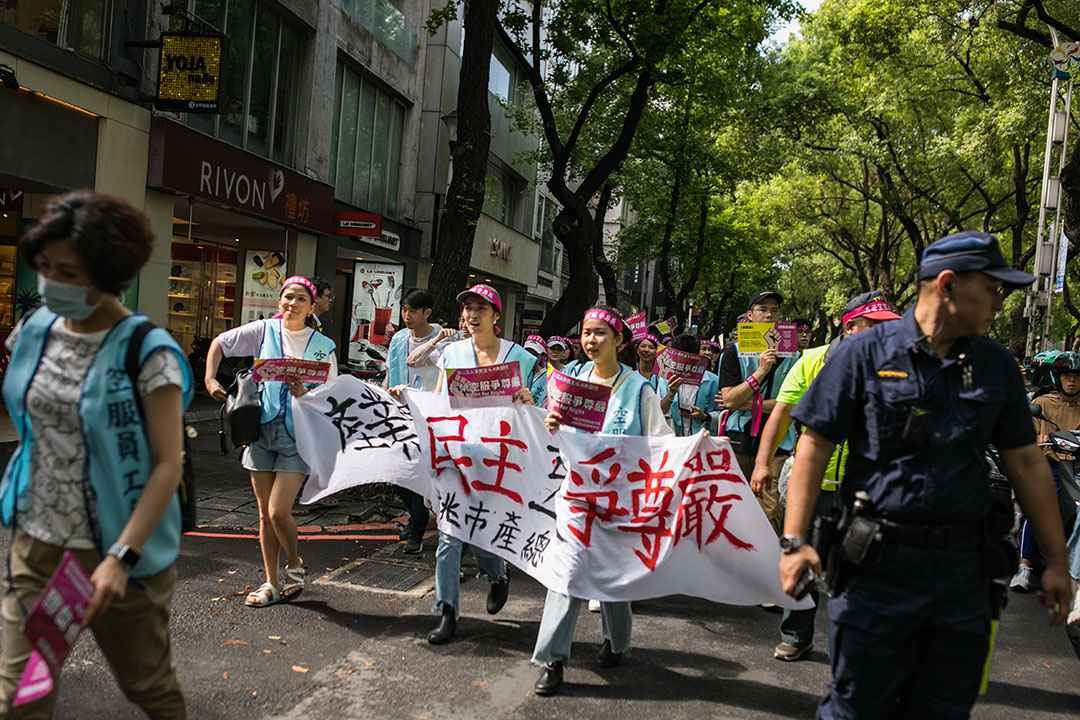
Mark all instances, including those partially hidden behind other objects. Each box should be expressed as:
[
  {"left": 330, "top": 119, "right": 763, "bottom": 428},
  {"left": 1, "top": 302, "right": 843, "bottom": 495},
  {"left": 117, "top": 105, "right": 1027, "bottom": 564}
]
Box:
[
  {"left": 779, "top": 534, "right": 806, "bottom": 554},
  {"left": 107, "top": 543, "right": 140, "bottom": 570}
]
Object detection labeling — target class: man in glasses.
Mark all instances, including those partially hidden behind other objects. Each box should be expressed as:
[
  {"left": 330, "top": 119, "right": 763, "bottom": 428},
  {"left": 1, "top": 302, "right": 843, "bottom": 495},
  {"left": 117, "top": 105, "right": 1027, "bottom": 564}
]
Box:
[
  {"left": 717, "top": 290, "right": 798, "bottom": 535},
  {"left": 780, "top": 231, "right": 1072, "bottom": 718}
]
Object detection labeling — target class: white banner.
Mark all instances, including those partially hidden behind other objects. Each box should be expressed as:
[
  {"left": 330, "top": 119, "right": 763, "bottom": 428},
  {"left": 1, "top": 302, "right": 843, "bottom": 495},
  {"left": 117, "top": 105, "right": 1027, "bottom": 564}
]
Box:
[{"left": 294, "top": 377, "right": 809, "bottom": 610}]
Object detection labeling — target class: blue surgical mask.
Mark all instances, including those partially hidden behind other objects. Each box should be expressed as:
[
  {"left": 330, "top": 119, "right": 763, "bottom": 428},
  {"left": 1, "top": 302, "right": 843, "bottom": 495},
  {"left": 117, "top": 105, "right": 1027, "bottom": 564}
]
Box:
[{"left": 37, "top": 275, "right": 101, "bottom": 320}]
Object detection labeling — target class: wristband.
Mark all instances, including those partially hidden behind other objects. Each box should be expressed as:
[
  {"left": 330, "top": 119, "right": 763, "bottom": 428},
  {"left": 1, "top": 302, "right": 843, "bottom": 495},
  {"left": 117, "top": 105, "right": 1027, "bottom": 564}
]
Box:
[{"left": 746, "top": 375, "right": 761, "bottom": 394}]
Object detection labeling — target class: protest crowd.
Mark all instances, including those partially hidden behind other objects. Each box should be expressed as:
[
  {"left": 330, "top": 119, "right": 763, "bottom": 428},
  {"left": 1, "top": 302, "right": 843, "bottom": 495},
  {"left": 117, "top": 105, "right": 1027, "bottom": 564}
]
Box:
[{"left": 0, "top": 190, "right": 1078, "bottom": 718}]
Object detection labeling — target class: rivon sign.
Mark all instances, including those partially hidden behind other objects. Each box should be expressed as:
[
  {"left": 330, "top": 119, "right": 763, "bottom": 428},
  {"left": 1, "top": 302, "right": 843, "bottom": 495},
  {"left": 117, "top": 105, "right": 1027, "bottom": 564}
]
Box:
[{"left": 147, "top": 118, "right": 333, "bottom": 234}]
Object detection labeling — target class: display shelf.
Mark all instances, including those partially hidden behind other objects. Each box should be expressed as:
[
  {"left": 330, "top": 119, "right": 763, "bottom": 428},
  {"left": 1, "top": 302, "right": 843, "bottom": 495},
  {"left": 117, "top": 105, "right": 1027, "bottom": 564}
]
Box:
[
  {"left": 168, "top": 294, "right": 195, "bottom": 299},
  {"left": 168, "top": 276, "right": 194, "bottom": 281},
  {"left": 168, "top": 311, "right": 196, "bottom": 317}
]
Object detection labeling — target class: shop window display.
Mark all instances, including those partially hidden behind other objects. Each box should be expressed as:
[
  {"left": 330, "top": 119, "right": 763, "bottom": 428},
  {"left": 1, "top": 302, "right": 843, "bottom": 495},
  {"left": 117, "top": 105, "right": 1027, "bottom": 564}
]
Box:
[{"left": 168, "top": 240, "right": 237, "bottom": 355}]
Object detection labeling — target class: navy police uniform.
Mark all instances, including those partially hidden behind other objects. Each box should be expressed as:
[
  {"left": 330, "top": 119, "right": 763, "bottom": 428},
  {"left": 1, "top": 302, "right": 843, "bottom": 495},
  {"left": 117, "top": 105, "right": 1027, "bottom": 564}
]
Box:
[{"left": 791, "top": 307, "right": 1035, "bottom": 718}]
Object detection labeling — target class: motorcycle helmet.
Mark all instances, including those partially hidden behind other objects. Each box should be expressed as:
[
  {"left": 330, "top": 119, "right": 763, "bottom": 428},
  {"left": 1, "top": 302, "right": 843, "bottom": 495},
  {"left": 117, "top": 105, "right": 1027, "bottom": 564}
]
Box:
[
  {"left": 1051, "top": 351, "right": 1080, "bottom": 396},
  {"left": 1031, "top": 349, "right": 1062, "bottom": 388}
]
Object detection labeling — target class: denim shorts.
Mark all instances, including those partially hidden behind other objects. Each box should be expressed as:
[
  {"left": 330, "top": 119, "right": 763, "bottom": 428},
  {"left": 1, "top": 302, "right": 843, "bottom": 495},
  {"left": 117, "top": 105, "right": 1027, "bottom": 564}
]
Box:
[{"left": 241, "top": 416, "right": 309, "bottom": 474}]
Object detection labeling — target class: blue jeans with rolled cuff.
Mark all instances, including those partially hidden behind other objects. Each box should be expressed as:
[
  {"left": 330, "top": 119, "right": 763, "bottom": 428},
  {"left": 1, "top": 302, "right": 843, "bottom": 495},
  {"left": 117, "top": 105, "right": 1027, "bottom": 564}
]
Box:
[
  {"left": 432, "top": 532, "right": 507, "bottom": 617},
  {"left": 531, "top": 589, "right": 632, "bottom": 666}
]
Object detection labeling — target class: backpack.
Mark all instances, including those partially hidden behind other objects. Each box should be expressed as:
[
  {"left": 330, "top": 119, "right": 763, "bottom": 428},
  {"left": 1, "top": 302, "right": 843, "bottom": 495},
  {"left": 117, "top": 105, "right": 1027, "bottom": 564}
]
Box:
[{"left": 124, "top": 321, "right": 198, "bottom": 533}]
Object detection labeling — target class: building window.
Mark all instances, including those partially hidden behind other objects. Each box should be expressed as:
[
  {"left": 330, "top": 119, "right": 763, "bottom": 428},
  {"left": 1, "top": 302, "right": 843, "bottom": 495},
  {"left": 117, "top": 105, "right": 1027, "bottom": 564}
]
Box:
[
  {"left": 340, "top": 0, "right": 416, "bottom": 66},
  {"left": 2, "top": 0, "right": 111, "bottom": 61},
  {"left": 170, "top": 0, "right": 300, "bottom": 165},
  {"left": 488, "top": 53, "right": 511, "bottom": 102},
  {"left": 329, "top": 60, "right": 407, "bottom": 217},
  {"left": 535, "top": 194, "right": 557, "bottom": 274},
  {"left": 483, "top": 168, "right": 516, "bottom": 227}
]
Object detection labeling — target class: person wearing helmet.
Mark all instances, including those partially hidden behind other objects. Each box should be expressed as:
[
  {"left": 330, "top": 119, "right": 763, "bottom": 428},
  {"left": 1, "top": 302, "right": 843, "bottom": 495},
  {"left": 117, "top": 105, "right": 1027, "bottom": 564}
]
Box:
[
  {"left": 1011, "top": 351, "right": 1080, "bottom": 592},
  {"left": 1030, "top": 350, "right": 1062, "bottom": 400}
]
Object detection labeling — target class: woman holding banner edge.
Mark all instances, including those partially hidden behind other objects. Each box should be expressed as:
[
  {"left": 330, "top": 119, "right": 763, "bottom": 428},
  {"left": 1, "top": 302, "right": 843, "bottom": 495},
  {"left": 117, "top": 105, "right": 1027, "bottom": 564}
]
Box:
[
  {"left": 422, "top": 284, "right": 535, "bottom": 645},
  {"left": 532, "top": 305, "right": 673, "bottom": 696}
]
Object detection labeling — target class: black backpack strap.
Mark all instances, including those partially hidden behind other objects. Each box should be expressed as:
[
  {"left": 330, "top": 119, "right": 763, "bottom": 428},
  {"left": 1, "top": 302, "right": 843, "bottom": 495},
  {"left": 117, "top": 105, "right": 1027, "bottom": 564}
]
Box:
[{"left": 124, "top": 320, "right": 156, "bottom": 417}]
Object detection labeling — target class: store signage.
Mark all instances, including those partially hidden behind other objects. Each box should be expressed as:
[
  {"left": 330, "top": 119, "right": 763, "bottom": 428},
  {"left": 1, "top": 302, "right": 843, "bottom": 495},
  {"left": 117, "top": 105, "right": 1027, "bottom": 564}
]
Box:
[
  {"left": 333, "top": 212, "right": 381, "bottom": 238},
  {"left": 147, "top": 118, "right": 333, "bottom": 234},
  {"left": 490, "top": 238, "right": 512, "bottom": 261},
  {"left": 155, "top": 34, "right": 223, "bottom": 113},
  {"left": 0, "top": 189, "right": 23, "bottom": 212}
]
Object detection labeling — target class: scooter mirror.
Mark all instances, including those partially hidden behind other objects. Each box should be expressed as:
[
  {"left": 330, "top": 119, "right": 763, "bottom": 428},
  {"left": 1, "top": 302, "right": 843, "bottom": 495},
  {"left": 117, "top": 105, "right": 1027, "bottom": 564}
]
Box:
[{"left": 1030, "top": 402, "right": 1044, "bottom": 418}]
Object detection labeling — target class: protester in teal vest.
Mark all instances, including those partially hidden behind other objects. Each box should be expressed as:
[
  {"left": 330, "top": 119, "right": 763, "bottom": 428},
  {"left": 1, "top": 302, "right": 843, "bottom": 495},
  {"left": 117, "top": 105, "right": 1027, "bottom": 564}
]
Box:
[
  {"left": 420, "top": 284, "right": 536, "bottom": 646},
  {"left": 658, "top": 334, "right": 720, "bottom": 436},
  {"left": 717, "top": 290, "right": 798, "bottom": 535},
  {"left": 524, "top": 334, "right": 549, "bottom": 406},
  {"left": 206, "top": 276, "right": 337, "bottom": 609},
  {"left": 634, "top": 334, "right": 662, "bottom": 391},
  {"left": 384, "top": 288, "right": 442, "bottom": 555},
  {"left": 532, "top": 305, "right": 673, "bottom": 696},
  {"left": 0, "top": 191, "right": 192, "bottom": 715}
]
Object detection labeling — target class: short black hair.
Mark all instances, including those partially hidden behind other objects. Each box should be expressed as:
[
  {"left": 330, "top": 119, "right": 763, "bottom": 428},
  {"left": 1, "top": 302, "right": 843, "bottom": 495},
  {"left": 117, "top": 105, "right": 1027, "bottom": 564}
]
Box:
[
  {"left": 403, "top": 288, "right": 434, "bottom": 310},
  {"left": 21, "top": 189, "right": 153, "bottom": 295},
  {"left": 310, "top": 276, "right": 333, "bottom": 295},
  {"left": 671, "top": 333, "right": 701, "bottom": 354}
]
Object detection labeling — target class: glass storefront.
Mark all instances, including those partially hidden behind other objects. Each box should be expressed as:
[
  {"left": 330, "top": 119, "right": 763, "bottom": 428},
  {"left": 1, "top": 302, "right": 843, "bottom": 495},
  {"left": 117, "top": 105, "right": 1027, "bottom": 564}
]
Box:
[{"left": 167, "top": 238, "right": 238, "bottom": 355}]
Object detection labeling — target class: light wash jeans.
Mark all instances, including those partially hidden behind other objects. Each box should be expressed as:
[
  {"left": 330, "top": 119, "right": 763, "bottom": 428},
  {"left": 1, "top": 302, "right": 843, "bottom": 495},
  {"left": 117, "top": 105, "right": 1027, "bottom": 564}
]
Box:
[
  {"left": 531, "top": 589, "right": 632, "bottom": 666},
  {"left": 432, "top": 532, "right": 507, "bottom": 617},
  {"left": 1068, "top": 506, "right": 1080, "bottom": 581}
]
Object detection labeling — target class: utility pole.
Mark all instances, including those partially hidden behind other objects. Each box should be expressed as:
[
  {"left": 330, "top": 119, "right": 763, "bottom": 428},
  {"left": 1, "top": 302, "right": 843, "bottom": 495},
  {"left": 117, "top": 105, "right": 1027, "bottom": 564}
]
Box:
[{"left": 1025, "top": 28, "right": 1075, "bottom": 357}]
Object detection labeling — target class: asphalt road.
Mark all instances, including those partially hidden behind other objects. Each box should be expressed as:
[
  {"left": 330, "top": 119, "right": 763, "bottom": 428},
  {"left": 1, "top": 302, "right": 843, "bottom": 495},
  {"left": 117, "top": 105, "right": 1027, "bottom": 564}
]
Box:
[{"left": 0, "top": 531, "right": 1073, "bottom": 720}]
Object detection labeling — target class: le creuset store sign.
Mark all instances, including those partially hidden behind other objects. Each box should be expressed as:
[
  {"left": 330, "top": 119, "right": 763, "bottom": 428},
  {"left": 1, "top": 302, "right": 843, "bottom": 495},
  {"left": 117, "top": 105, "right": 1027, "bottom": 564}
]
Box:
[{"left": 147, "top": 117, "right": 334, "bottom": 234}]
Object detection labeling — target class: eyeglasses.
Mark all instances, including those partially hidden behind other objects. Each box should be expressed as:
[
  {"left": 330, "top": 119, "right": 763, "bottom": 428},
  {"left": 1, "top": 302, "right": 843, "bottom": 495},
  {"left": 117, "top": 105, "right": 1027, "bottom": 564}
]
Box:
[{"left": 751, "top": 306, "right": 780, "bottom": 317}]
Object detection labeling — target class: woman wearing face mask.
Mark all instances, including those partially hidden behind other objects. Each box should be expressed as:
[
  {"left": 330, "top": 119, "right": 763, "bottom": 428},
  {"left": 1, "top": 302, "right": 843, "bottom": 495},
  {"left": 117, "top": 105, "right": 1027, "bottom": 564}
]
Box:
[
  {"left": 0, "top": 191, "right": 192, "bottom": 715},
  {"left": 205, "top": 276, "right": 337, "bottom": 607},
  {"left": 532, "top": 305, "right": 673, "bottom": 696},
  {"left": 524, "top": 335, "right": 549, "bottom": 406},
  {"left": 424, "top": 285, "right": 536, "bottom": 645},
  {"left": 546, "top": 337, "right": 571, "bottom": 373}
]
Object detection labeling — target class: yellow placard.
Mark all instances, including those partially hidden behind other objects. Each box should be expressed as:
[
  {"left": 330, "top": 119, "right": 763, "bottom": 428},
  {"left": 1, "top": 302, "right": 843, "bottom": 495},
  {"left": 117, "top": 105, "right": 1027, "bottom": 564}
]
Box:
[{"left": 736, "top": 322, "right": 774, "bottom": 356}]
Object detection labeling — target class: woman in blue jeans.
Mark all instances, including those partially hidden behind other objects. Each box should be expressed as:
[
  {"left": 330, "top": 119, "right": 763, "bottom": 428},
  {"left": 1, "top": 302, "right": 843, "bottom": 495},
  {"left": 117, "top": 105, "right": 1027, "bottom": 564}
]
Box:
[
  {"left": 426, "top": 284, "right": 535, "bottom": 644},
  {"left": 532, "top": 305, "right": 673, "bottom": 696}
]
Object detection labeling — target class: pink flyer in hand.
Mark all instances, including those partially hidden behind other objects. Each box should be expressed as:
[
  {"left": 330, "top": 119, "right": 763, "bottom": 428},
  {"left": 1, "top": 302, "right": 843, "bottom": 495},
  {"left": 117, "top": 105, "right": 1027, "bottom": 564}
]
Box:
[
  {"left": 772, "top": 322, "right": 800, "bottom": 357},
  {"left": 446, "top": 362, "right": 522, "bottom": 408},
  {"left": 252, "top": 358, "right": 331, "bottom": 383},
  {"left": 546, "top": 366, "right": 613, "bottom": 433},
  {"left": 626, "top": 312, "right": 648, "bottom": 341},
  {"left": 656, "top": 347, "right": 711, "bottom": 385},
  {"left": 14, "top": 551, "right": 94, "bottom": 706}
]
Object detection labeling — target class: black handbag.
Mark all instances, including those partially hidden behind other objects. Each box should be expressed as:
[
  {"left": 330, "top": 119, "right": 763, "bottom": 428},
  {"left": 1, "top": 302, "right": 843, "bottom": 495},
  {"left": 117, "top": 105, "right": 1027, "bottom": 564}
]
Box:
[{"left": 219, "top": 369, "right": 261, "bottom": 453}]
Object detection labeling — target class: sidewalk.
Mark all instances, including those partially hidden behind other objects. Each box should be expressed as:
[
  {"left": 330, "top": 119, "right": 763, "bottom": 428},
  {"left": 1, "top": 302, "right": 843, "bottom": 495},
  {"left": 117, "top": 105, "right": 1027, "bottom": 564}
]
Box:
[{"left": 0, "top": 391, "right": 410, "bottom": 534}]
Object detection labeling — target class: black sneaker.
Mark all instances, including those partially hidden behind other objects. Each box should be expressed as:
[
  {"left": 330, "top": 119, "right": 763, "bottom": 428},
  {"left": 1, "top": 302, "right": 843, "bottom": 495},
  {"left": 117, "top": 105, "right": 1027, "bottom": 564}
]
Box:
[{"left": 403, "top": 536, "right": 423, "bottom": 554}]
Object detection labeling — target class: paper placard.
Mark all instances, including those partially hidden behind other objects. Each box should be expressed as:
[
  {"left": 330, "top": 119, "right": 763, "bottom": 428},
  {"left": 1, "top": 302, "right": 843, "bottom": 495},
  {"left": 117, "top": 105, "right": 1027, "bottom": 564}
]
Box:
[
  {"left": 656, "top": 347, "right": 711, "bottom": 385},
  {"left": 546, "top": 366, "right": 613, "bottom": 433},
  {"left": 655, "top": 316, "right": 677, "bottom": 335},
  {"left": 446, "top": 362, "right": 522, "bottom": 407},
  {"left": 14, "top": 552, "right": 94, "bottom": 706},
  {"left": 252, "top": 358, "right": 331, "bottom": 383},
  {"left": 736, "top": 322, "right": 799, "bottom": 358},
  {"left": 626, "top": 312, "right": 648, "bottom": 341}
]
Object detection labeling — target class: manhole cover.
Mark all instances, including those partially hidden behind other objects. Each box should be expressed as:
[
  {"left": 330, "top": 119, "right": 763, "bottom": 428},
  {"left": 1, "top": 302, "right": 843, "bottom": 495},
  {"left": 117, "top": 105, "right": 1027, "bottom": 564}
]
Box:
[{"left": 329, "top": 561, "right": 434, "bottom": 592}]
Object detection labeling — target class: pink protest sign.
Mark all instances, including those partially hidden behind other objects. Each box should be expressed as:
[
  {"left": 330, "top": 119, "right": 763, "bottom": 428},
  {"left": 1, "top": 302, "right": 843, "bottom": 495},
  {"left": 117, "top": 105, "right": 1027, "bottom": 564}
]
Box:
[
  {"left": 656, "top": 347, "right": 711, "bottom": 385},
  {"left": 252, "top": 358, "right": 331, "bottom": 383},
  {"left": 446, "top": 362, "right": 523, "bottom": 408},
  {"left": 546, "top": 366, "right": 613, "bottom": 433},
  {"left": 14, "top": 551, "right": 94, "bottom": 706},
  {"left": 626, "top": 312, "right": 648, "bottom": 341},
  {"left": 772, "top": 322, "right": 800, "bottom": 358}
]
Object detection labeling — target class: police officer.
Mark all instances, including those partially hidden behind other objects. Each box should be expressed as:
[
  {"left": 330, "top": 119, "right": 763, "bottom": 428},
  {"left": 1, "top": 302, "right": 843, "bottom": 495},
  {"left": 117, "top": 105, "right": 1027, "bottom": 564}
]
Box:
[{"left": 780, "top": 231, "right": 1074, "bottom": 718}]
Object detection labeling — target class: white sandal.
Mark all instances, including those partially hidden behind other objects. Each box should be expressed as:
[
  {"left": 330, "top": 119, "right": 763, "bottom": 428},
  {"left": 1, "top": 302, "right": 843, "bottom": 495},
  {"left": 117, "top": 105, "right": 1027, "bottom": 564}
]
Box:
[
  {"left": 281, "top": 563, "right": 307, "bottom": 599},
  {"left": 245, "top": 582, "right": 281, "bottom": 607}
]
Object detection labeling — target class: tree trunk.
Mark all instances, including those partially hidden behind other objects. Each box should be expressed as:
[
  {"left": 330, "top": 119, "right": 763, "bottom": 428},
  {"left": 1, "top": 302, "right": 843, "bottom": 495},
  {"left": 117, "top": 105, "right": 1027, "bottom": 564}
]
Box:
[
  {"left": 592, "top": 184, "right": 620, "bottom": 306},
  {"left": 538, "top": 201, "right": 600, "bottom": 336},
  {"left": 1062, "top": 144, "right": 1080, "bottom": 242},
  {"left": 428, "top": 0, "right": 497, "bottom": 326}
]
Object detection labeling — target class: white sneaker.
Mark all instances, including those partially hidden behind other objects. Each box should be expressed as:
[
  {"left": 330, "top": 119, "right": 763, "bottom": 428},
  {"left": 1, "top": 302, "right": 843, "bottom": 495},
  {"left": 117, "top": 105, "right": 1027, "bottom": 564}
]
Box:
[
  {"left": 1009, "top": 565, "right": 1032, "bottom": 592},
  {"left": 588, "top": 599, "right": 601, "bottom": 613}
]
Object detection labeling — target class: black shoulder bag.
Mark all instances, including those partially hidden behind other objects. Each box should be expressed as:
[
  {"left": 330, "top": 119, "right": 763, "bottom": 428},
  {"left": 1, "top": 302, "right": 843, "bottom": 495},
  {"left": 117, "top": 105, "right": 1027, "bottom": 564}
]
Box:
[{"left": 219, "top": 368, "right": 261, "bottom": 453}]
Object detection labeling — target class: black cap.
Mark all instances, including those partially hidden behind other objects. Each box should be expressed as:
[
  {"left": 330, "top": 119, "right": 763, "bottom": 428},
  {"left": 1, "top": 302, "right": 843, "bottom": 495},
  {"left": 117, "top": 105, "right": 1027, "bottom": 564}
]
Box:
[
  {"left": 918, "top": 231, "right": 1035, "bottom": 289},
  {"left": 747, "top": 290, "right": 783, "bottom": 309}
]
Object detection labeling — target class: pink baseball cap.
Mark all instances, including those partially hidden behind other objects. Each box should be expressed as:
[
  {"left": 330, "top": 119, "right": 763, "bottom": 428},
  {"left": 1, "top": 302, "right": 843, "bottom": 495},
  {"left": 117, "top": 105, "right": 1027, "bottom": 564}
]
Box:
[{"left": 457, "top": 284, "right": 502, "bottom": 313}]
